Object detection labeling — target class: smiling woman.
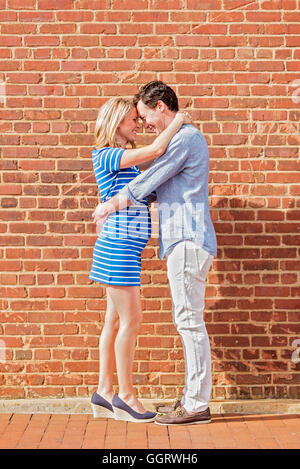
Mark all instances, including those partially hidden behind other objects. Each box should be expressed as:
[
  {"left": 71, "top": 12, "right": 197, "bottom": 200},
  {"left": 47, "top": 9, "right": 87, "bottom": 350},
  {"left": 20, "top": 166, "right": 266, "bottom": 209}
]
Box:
[
  {"left": 89, "top": 96, "right": 189, "bottom": 423},
  {"left": 116, "top": 106, "right": 140, "bottom": 147}
]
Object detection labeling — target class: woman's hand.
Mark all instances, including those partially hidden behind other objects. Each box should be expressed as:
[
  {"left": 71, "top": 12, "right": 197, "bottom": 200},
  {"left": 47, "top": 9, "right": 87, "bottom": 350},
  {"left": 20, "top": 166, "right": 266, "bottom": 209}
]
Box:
[{"left": 175, "top": 110, "right": 192, "bottom": 125}]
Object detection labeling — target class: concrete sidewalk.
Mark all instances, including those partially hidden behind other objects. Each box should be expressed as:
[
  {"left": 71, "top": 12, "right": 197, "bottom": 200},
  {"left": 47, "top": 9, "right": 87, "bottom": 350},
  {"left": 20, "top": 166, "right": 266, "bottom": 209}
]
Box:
[{"left": 0, "top": 412, "right": 300, "bottom": 449}]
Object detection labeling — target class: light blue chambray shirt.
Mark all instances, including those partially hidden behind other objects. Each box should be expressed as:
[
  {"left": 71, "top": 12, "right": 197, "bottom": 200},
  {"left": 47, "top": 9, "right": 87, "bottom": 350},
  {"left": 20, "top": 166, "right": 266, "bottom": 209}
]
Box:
[{"left": 118, "top": 124, "right": 217, "bottom": 260}]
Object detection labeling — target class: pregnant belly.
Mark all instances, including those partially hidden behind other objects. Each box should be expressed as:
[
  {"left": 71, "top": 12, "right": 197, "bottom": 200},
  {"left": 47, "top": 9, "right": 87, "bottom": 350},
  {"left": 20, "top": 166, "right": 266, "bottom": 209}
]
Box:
[{"left": 101, "top": 205, "right": 151, "bottom": 241}]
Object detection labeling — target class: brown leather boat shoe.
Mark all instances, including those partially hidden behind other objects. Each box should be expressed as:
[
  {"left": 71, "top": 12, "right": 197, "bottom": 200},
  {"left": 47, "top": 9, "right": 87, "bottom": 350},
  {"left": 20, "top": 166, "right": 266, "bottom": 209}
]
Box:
[
  {"left": 155, "top": 406, "right": 211, "bottom": 426},
  {"left": 156, "top": 399, "right": 182, "bottom": 414}
]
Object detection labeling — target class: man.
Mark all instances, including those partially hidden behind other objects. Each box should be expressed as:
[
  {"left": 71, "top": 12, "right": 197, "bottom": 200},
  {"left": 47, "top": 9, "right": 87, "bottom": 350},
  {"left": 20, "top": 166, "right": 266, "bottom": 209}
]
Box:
[{"left": 92, "top": 81, "right": 217, "bottom": 425}]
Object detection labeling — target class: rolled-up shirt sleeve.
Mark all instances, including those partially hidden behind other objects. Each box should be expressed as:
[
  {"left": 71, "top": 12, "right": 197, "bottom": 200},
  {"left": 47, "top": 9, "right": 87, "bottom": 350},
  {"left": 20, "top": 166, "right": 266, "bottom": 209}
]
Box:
[{"left": 119, "top": 132, "right": 189, "bottom": 204}]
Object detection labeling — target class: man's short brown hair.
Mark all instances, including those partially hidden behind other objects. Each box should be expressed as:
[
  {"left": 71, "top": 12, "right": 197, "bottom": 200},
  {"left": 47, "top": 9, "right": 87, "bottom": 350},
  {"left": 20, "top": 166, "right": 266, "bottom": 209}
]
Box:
[{"left": 133, "top": 81, "right": 179, "bottom": 112}]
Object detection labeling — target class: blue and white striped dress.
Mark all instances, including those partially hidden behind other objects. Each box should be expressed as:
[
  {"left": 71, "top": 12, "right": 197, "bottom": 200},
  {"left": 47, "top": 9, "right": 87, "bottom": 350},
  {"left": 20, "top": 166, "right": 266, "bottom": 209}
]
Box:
[{"left": 89, "top": 147, "right": 152, "bottom": 286}]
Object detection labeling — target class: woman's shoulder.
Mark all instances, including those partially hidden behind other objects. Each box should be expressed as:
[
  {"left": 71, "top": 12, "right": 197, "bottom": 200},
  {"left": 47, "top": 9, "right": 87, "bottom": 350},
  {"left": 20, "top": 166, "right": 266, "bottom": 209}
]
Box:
[
  {"left": 92, "top": 146, "right": 111, "bottom": 154},
  {"left": 92, "top": 147, "right": 125, "bottom": 172},
  {"left": 93, "top": 147, "right": 125, "bottom": 157}
]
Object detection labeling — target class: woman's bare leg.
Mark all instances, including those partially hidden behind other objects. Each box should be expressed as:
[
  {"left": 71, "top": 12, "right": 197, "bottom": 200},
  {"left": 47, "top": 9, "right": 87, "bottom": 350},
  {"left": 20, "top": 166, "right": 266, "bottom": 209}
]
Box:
[
  {"left": 107, "top": 285, "right": 146, "bottom": 413},
  {"left": 97, "top": 289, "right": 119, "bottom": 403}
]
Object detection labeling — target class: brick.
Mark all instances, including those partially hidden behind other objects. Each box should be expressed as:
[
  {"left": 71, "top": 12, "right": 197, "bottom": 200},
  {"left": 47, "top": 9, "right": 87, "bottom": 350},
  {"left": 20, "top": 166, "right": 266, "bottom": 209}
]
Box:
[
  {"left": 38, "top": 0, "right": 74, "bottom": 8},
  {"left": 66, "top": 287, "right": 103, "bottom": 298},
  {"left": 0, "top": 0, "right": 299, "bottom": 402},
  {"left": 75, "top": 0, "right": 110, "bottom": 7},
  {"left": 187, "top": 0, "right": 221, "bottom": 8},
  {"left": 56, "top": 11, "right": 92, "bottom": 22},
  {"left": 7, "top": 0, "right": 36, "bottom": 7},
  {"left": 24, "top": 36, "right": 59, "bottom": 47},
  {"left": 49, "top": 300, "right": 86, "bottom": 310},
  {"left": 29, "top": 288, "right": 65, "bottom": 298},
  {"left": 132, "top": 12, "right": 168, "bottom": 22}
]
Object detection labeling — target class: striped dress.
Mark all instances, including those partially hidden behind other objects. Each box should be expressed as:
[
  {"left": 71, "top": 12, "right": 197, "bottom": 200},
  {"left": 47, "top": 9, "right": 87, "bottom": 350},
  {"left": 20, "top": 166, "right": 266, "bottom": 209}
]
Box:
[{"left": 89, "top": 147, "right": 152, "bottom": 286}]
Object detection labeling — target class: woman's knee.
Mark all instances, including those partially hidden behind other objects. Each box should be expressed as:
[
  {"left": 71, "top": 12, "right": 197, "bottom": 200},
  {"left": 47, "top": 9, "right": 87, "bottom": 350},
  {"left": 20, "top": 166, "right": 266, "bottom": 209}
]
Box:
[
  {"left": 107, "top": 285, "right": 142, "bottom": 331},
  {"left": 104, "top": 309, "right": 119, "bottom": 331},
  {"left": 121, "top": 311, "right": 142, "bottom": 332}
]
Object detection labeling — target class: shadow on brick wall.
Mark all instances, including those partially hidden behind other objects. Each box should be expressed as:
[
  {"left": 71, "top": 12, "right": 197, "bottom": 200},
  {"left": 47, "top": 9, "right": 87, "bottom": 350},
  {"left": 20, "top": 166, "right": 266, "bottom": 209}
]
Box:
[{"left": 206, "top": 196, "right": 300, "bottom": 401}]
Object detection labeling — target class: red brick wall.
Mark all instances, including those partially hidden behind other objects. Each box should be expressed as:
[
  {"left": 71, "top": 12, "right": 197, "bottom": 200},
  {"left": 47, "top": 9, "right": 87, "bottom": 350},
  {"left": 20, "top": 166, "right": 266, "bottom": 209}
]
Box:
[{"left": 0, "top": 0, "right": 299, "bottom": 401}]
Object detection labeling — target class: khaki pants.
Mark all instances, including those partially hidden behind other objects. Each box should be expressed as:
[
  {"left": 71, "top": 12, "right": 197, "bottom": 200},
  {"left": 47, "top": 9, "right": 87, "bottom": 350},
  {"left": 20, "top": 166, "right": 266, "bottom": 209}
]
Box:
[{"left": 166, "top": 240, "right": 214, "bottom": 412}]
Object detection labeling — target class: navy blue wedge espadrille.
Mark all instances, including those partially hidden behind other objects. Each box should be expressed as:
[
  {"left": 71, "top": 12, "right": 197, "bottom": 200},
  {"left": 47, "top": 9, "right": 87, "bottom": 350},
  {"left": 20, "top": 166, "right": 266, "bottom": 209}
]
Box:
[
  {"left": 91, "top": 392, "right": 114, "bottom": 419},
  {"left": 112, "top": 394, "right": 157, "bottom": 423}
]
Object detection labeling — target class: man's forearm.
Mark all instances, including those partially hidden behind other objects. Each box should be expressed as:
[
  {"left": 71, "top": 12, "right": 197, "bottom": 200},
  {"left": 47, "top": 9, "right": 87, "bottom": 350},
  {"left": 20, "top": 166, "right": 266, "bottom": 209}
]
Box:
[
  {"left": 105, "top": 192, "right": 131, "bottom": 215},
  {"left": 92, "top": 192, "right": 132, "bottom": 231}
]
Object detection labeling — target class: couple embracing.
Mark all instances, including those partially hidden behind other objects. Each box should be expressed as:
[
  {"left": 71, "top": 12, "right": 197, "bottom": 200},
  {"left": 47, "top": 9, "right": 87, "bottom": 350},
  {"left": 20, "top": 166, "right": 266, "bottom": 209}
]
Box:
[{"left": 89, "top": 81, "right": 217, "bottom": 426}]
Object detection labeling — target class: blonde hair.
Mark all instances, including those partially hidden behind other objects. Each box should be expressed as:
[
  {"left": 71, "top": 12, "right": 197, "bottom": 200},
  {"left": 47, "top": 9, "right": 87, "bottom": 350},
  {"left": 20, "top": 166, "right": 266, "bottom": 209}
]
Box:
[{"left": 95, "top": 97, "right": 134, "bottom": 149}]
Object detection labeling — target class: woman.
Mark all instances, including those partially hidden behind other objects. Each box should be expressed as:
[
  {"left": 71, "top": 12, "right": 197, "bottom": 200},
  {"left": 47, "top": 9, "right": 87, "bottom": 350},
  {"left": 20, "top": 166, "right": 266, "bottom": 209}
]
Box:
[{"left": 90, "top": 97, "right": 190, "bottom": 423}]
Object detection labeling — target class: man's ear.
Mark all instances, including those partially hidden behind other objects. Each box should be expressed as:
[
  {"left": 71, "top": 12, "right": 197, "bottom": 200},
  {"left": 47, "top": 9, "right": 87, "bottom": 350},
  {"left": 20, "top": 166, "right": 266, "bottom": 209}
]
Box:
[{"left": 156, "top": 100, "right": 166, "bottom": 113}]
